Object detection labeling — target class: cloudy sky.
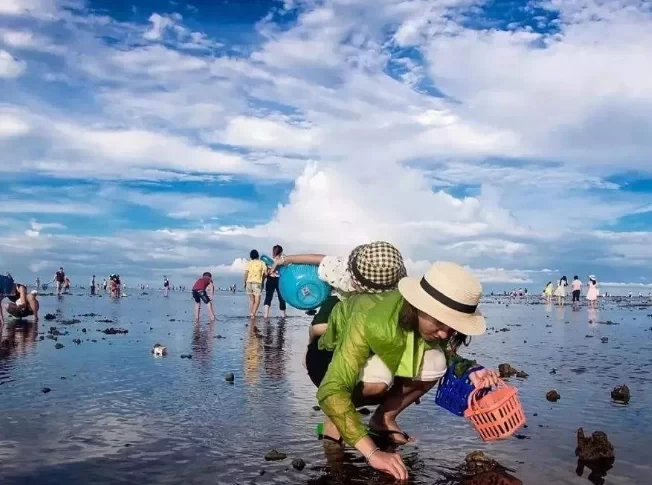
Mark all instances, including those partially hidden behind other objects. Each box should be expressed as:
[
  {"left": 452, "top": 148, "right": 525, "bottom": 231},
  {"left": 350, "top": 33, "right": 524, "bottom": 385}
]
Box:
[{"left": 1, "top": 0, "right": 651, "bottom": 290}]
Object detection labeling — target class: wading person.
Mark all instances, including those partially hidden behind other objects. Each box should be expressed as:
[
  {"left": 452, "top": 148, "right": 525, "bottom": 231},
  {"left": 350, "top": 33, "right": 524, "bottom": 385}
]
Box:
[
  {"left": 263, "top": 245, "right": 287, "bottom": 320},
  {"left": 0, "top": 275, "right": 40, "bottom": 325},
  {"left": 272, "top": 241, "right": 407, "bottom": 377},
  {"left": 192, "top": 272, "right": 216, "bottom": 322},
  {"left": 311, "top": 262, "right": 498, "bottom": 481},
  {"left": 244, "top": 250, "right": 267, "bottom": 318},
  {"left": 53, "top": 267, "right": 65, "bottom": 296}
]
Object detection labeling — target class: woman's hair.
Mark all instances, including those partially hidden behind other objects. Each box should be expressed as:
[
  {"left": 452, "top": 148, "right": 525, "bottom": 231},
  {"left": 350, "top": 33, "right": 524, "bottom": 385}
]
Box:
[
  {"left": 590, "top": 278, "right": 597, "bottom": 285},
  {"left": 272, "top": 245, "right": 283, "bottom": 257},
  {"left": 397, "top": 300, "right": 470, "bottom": 352},
  {"left": 560, "top": 276, "right": 567, "bottom": 283},
  {"left": 250, "top": 249, "right": 259, "bottom": 260},
  {"left": 202, "top": 272, "right": 212, "bottom": 278}
]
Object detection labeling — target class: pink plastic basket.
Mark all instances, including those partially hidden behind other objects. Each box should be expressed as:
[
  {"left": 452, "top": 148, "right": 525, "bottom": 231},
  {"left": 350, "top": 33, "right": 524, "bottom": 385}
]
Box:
[{"left": 463, "top": 380, "right": 526, "bottom": 442}]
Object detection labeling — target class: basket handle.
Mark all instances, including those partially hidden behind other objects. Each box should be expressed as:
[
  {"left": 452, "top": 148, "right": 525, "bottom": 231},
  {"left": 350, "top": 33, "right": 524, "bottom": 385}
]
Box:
[{"left": 467, "top": 379, "right": 506, "bottom": 412}]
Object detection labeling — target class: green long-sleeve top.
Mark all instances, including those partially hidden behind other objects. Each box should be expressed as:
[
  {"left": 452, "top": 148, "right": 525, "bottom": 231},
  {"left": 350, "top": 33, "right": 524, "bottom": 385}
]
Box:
[{"left": 316, "top": 291, "right": 477, "bottom": 446}]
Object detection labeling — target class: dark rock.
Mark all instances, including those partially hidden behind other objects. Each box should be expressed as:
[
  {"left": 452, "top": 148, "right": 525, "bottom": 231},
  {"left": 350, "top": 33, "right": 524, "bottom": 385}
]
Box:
[
  {"left": 42, "top": 387, "right": 51, "bottom": 393},
  {"left": 181, "top": 354, "right": 193, "bottom": 359},
  {"left": 576, "top": 428, "right": 615, "bottom": 462},
  {"left": 55, "top": 343, "right": 64, "bottom": 349},
  {"left": 498, "top": 363, "right": 525, "bottom": 378},
  {"left": 550, "top": 368, "right": 557, "bottom": 374},
  {"left": 44, "top": 313, "right": 56, "bottom": 321},
  {"left": 225, "top": 372, "right": 235, "bottom": 382},
  {"left": 61, "top": 319, "right": 81, "bottom": 325},
  {"left": 39, "top": 335, "right": 44, "bottom": 340},
  {"left": 611, "top": 385, "right": 630, "bottom": 404},
  {"left": 97, "top": 319, "right": 114, "bottom": 323},
  {"left": 91, "top": 339, "right": 97, "bottom": 342},
  {"left": 72, "top": 339, "right": 81, "bottom": 344},
  {"left": 169, "top": 318, "right": 176, "bottom": 322},
  {"left": 100, "top": 328, "right": 128, "bottom": 335},
  {"left": 533, "top": 413, "right": 538, "bottom": 417},
  {"left": 259, "top": 470, "right": 265, "bottom": 476},
  {"left": 463, "top": 451, "right": 502, "bottom": 474},
  {"left": 312, "top": 405, "right": 321, "bottom": 411},
  {"left": 82, "top": 328, "right": 87, "bottom": 333},
  {"left": 585, "top": 335, "right": 594, "bottom": 338},
  {"left": 124, "top": 443, "right": 132, "bottom": 447},
  {"left": 545, "top": 324, "right": 552, "bottom": 328},
  {"left": 60, "top": 377, "right": 66, "bottom": 380},
  {"left": 546, "top": 390, "right": 560, "bottom": 402},
  {"left": 79, "top": 313, "right": 99, "bottom": 317},
  {"left": 515, "top": 434, "right": 530, "bottom": 440},
  {"left": 215, "top": 335, "right": 226, "bottom": 339},
  {"left": 598, "top": 320, "right": 619, "bottom": 325},
  {"left": 291, "top": 458, "right": 305, "bottom": 471},
  {"left": 601, "top": 337, "right": 608, "bottom": 343},
  {"left": 499, "top": 328, "right": 510, "bottom": 332},
  {"left": 264, "top": 449, "right": 287, "bottom": 461}
]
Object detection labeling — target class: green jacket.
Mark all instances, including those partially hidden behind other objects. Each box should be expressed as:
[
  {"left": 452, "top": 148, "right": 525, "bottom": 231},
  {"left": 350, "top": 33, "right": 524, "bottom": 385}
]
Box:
[{"left": 316, "top": 291, "right": 476, "bottom": 446}]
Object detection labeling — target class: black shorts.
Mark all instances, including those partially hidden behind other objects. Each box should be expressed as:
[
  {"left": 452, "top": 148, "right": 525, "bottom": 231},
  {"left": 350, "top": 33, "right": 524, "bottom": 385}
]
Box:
[
  {"left": 7, "top": 304, "right": 33, "bottom": 319},
  {"left": 572, "top": 290, "right": 581, "bottom": 302},
  {"left": 192, "top": 290, "right": 210, "bottom": 304},
  {"left": 305, "top": 296, "right": 340, "bottom": 387},
  {"left": 306, "top": 339, "right": 334, "bottom": 387}
]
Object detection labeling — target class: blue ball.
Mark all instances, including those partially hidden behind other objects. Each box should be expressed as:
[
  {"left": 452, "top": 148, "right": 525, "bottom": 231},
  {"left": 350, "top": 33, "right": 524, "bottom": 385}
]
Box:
[{"left": 278, "top": 264, "right": 331, "bottom": 310}]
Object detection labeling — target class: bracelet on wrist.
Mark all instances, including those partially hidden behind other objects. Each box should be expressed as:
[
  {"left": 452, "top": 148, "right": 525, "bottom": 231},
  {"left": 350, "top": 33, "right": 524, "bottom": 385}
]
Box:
[{"left": 365, "top": 447, "right": 380, "bottom": 462}]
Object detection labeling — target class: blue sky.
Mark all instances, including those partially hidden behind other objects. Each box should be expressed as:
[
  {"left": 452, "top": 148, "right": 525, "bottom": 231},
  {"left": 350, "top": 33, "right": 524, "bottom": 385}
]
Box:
[{"left": 1, "top": 0, "right": 652, "bottom": 291}]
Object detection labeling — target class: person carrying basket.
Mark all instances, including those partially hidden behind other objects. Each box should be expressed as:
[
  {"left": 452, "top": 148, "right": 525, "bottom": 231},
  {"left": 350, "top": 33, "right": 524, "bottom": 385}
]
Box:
[{"left": 313, "top": 262, "right": 499, "bottom": 481}]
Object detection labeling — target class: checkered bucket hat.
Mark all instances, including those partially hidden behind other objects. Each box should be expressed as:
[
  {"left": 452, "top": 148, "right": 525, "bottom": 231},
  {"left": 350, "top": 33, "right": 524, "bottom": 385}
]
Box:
[{"left": 347, "top": 241, "right": 407, "bottom": 293}]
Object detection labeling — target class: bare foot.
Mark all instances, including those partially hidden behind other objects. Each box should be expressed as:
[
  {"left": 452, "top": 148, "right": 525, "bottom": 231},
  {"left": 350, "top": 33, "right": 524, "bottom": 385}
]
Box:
[{"left": 368, "top": 415, "right": 415, "bottom": 445}]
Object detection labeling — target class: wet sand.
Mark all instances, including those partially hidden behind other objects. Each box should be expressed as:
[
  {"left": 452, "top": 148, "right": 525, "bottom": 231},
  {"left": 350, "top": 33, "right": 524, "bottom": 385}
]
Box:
[{"left": 1, "top": 292, "right": 651, "bottom": 484}]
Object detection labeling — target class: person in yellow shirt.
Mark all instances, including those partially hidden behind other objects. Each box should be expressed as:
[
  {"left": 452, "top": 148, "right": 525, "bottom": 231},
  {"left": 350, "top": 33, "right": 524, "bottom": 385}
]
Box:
[{"left": 244, "top": 250, "right": 267, "bottom": 317}]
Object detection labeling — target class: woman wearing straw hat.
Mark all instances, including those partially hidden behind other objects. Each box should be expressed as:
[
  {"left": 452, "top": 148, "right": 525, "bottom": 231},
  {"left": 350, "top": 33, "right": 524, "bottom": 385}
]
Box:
[{"left": 314, "top": 262, "right": 498, "bottom": 481}]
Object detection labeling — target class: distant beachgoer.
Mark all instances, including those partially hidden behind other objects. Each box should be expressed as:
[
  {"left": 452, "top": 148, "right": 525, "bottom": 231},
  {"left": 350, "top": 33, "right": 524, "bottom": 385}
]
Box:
[
  {"left": 586, "top": 276, "right": 598, "bottom": 308},
  {"left": 571, "top": 276, "right": 582, "bottom": 303},
  {"left": 543, "top": 282, "right": 553, "bottom": 303},
  {"left": 244, "top": 250, "right": 267, "bottom": 317},
  {"left": 163, "top": 276, "right": 170, "bottom": 297},
  {"left": 53, "top": 267, "right": 65, "bottom": 296},
  {"left": 192, "top": 272, "right": 216, "bottom": 321},
  {"left": 554, "top": 276, "right": 567, "bottom": 305},
  {"left": 0, "top": 276, "right": 40, "bottom": 324},
  {"left": 313, "top": 262, "right": 498, "bottom": 481},
  {"left": 263, "top": 245, "right": 287, "bottom": 320},
  {"left": 102, "top": 278, "right": 107, "bottom": 291},
  {"left": 35, "top": 277, "right": 40, "bottom": 291},
  {"left": 90, "top": 275, "right": 96, "bottom": 296}
]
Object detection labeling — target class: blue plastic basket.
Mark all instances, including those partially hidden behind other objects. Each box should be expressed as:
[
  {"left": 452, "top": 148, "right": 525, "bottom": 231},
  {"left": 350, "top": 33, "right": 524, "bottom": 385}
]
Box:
[
  {"left": 0, "top": 274, "right": 15, "bottom": 296},
  {"left": 278, "top": 264, "right": 331, "bottom": 311},
  {"left": 435, "top": 364, "right": 485, "bottom": 416}
]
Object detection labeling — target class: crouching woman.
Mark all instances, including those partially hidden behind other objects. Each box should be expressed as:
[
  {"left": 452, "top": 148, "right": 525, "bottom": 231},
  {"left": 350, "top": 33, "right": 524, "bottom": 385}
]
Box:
[{"left": 313, "top": 262, "right": 498, "bottom": 481}]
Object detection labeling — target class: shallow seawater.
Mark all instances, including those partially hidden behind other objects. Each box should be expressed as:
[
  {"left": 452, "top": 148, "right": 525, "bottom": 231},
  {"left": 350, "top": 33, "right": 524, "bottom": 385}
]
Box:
[{"left": 1, "top": 292, "right": 652, "bottom": 485}]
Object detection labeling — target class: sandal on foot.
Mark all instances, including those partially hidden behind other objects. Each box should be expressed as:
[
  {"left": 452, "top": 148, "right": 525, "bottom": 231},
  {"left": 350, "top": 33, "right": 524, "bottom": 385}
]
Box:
[
  {"left": 321, "top": 434, "right": 344, "bottom": 445},
  {"left": 369, "top": 428, "right": 414, "bottom": 445}
]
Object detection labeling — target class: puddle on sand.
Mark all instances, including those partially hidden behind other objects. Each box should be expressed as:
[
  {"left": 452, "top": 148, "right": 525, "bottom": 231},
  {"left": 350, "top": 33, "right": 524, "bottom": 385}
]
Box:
[{"left": 1, "top": 293, "right": 652, "bottom": 484}]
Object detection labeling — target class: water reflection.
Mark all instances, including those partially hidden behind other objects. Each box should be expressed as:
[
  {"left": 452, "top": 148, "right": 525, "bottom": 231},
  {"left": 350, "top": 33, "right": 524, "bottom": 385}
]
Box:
[
  {"left": 244, "top": 322, "right": 262, "bottom": 385},
  {"left": 576, "top": 459, "right": 614, "bottom": 485},
  {"left": 191, "top": 321, "right": 214, "bottom": 365},
  {"left": 263, "top": 318, "right": 286, "bottom": 380},
  {"left": 0, "top": 320, "right": 38, "bottom": 360}
]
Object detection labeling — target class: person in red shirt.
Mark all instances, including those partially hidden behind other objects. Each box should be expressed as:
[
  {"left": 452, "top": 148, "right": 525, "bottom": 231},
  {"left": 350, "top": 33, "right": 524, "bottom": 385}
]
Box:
[{"left": 192, "top": 272, "right": 215, "bottom": 322}]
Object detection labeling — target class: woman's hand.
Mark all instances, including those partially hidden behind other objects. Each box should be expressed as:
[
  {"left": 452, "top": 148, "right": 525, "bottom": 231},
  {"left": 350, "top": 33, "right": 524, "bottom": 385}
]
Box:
[
  {"left": 469, "top": 368, "right": 500, "bottom": 389},
  {"left": 368, "top": 450, "right": 408, "bottom": 481}
]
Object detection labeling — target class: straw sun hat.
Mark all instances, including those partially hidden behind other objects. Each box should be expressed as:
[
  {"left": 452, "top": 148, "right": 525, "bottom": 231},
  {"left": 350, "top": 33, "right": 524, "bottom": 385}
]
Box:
[{"left": 398, "top": 261, "right": 486, "bottom": 336}]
